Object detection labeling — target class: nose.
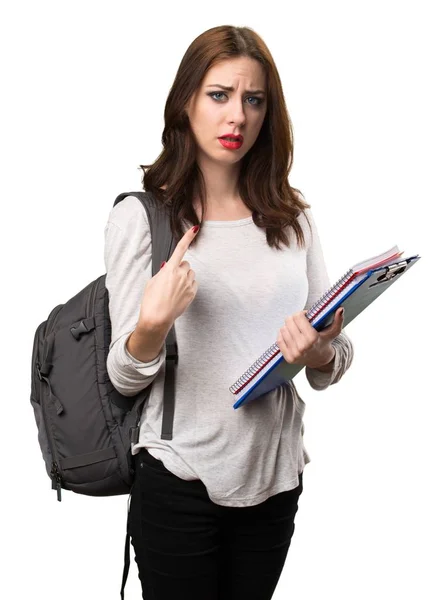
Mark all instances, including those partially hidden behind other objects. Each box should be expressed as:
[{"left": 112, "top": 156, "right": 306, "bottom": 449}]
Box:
[{"left": 227, "top": 98, "right": 246, "bottom": 128}]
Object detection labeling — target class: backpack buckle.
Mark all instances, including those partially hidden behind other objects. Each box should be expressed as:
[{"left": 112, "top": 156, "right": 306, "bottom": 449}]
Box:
[
  {"left": 129, "top": 427, "right": 140, "bottom": 444},
  {"left": 70, "top": 318, "right": 95, "bottom": 340},
  {"left": 166, "top": 341, "right": 178, "bottom": 365}
]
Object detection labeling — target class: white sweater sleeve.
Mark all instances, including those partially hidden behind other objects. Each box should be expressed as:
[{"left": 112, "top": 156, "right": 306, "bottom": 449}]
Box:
[
  {"left": 104, "top": 196, "right": 166, "bottom": 397},
  {"left": 302, "top": 208, "right": 354, "bottom": 391}
]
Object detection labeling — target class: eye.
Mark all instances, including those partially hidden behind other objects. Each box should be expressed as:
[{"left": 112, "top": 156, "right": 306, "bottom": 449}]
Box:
[
  {"left": 207, "top": 92, "right": 264, "bottom": 106},
  {"left": 208, "top": 92, "right": 227, "bottom": 101},
  {"left": 247, "top": 96, "right": 263, "bottom": 106}
]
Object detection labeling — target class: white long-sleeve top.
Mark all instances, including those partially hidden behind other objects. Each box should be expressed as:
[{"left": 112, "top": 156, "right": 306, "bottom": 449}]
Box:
[{"left": 104, "top": 194, "right": 354, "bottom": 507}]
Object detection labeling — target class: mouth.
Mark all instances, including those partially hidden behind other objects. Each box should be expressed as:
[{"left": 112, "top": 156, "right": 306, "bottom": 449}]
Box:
[
  {"left": 219, "top": 135, "right": 244, "bottom": 142},
  {"left": 218, "top": 135, "right": 244, "bottom": 150}
]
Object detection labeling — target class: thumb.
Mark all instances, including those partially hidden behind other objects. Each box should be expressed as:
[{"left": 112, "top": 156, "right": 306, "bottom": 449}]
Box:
[{"left": 319, "top": 307, "right": 344, "bottom": 339}]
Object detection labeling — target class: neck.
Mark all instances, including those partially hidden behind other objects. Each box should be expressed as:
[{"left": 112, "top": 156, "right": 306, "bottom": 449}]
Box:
[{"left": 195, "top": 153, "right": 242, "bottom": 208}]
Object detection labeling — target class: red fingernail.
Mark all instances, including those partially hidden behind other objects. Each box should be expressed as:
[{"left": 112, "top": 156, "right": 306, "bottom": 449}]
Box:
[
  {"left": 192, "top": 225, "right": 200, "bottom": 233},
  {"left": 160, "top": 261, "right": 166, "bottom": 268}
]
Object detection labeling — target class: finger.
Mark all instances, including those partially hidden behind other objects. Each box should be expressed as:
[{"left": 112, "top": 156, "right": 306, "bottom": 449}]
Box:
[
  {"left": 284, "top": 313, "right": 317, "bottom": 354},
  {"left": 284, "top": 317, "right": 305, "bottom": 351},
  {"left": 320, "top": 307, "right": 344, "bottom": 339},
  {"left": 168, "top": 225, "right": 200, "bottom": 269},
  {"left": 293, "top": 310, "right": 318, "bottom": 343},
  {"left": 332, "top": 307, "right": 344, "bottom": 329},
  {"left": 336, "top": 307, "right": 345, "bottom": 331},
  {"left": 279, "top": 324, "right": 299, "bottom": 362},
  {"left": 277, "top": 328, "right": 293, "bottom": 363}
]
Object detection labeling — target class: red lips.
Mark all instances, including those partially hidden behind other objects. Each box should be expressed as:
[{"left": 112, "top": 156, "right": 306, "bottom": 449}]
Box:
[{"left": 219, "top": 133, "right": 243, "bottom": 142}]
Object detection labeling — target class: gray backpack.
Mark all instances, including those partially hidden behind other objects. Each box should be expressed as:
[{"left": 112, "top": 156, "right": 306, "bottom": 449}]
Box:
[{"left": 30, "top": 191, "right": 179, "bottom": 597}]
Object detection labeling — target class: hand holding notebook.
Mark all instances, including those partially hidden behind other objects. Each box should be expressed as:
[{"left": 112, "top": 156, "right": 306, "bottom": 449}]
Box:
[
  {"left": 276, "top": 306, "right": 344, "bottom": 372},
  {"left": 229, "top": 245, "right": 421, "bottom": 408}
]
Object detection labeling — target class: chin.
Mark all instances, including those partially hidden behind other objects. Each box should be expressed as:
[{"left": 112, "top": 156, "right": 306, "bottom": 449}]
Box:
[{"left": 200, "top": 149, "right": 241, "bottom": 164}]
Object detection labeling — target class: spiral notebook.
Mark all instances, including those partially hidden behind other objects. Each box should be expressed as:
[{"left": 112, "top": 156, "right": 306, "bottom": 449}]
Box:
[{"left": 230, "top": 245, "right": 421, "bottom": 409}]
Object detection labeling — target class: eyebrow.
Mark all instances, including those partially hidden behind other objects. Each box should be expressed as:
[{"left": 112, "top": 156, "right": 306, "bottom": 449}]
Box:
[{"left": 206, "top": 84, "right": 266, "bottom": 95}]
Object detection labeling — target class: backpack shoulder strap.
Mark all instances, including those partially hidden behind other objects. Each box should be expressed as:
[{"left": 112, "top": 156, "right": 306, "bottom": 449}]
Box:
[
  {"left": 113, "top": 191, "right": 177, "bottom": 276},
  {"left": 113, "top": 191, "right": 178, "bottom": 441},
  {"left": 114, "top": 190, "right": 179, "bottom": 599},
  {"left": 113, "top": 192, "right": 179, "bottom": 600}
]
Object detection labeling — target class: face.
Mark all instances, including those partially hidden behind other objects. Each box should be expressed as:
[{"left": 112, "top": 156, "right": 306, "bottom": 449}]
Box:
[{"left": 185, "top": 56, "right": 268, "bottom": 165}]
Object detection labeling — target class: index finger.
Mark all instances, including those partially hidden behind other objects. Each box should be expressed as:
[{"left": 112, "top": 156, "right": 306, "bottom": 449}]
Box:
[{"left": 168, "top": 225, "right": 200, "bottom": 268}]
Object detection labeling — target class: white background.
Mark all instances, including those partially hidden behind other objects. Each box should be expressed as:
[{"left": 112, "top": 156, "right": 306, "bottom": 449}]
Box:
[{"left": 1, "top": 1, "right": 428, "bottom": 598}]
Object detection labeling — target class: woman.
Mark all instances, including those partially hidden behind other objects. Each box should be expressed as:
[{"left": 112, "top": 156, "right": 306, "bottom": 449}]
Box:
[{"left": 104, "top": 25, "right": 354, "bottom": 600}]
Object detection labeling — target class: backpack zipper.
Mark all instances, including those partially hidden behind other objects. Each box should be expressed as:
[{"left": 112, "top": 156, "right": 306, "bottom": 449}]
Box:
[
  {"left": 50, "top": 461, "right": 62, "bottom": 501},
  {"left": 86, "top": 276, "right": 101, "bottom": 316},
  {"left": 39, "top": 306, "right": 64, "bottom": 500},
  {"left": 36, "top": 359, "right": 63, "bottom": 501},
  {"left": 35, "top": 277, "right": 102, "bottom": 501}
]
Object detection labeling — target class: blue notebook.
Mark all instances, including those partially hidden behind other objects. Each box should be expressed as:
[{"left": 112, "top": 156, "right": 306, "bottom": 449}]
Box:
[{"left": 230, "top": 248, "right": 421, "bottom": 409}]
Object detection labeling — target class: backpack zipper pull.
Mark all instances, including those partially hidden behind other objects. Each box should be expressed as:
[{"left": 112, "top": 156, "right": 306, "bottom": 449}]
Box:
[{"left": 50, "top": 462, "right": 62, "bottom": 502}]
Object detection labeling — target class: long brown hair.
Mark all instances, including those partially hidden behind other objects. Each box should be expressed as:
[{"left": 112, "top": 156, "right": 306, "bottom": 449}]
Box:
[{"left": 139, "top": 25, "right": 311, "bottom": 251}]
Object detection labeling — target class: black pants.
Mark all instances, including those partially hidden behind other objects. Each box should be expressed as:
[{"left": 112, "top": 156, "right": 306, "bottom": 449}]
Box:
[{"left": 128, "top": 447, "right": 303, "bottom": 600}]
